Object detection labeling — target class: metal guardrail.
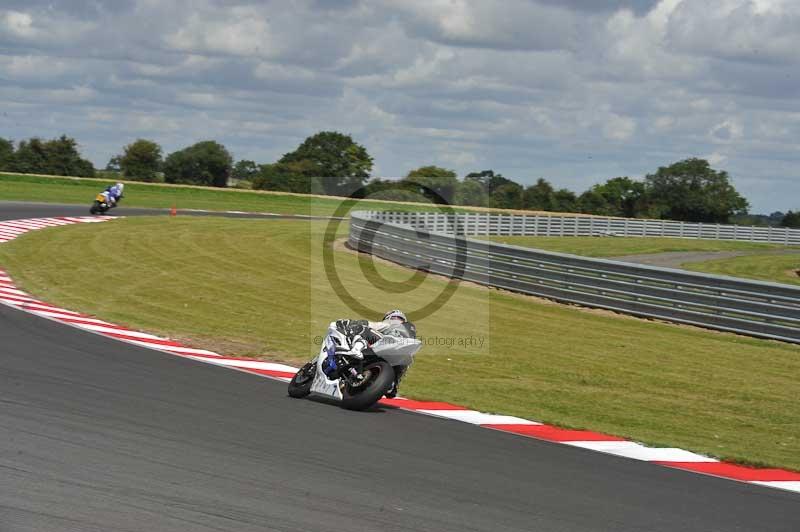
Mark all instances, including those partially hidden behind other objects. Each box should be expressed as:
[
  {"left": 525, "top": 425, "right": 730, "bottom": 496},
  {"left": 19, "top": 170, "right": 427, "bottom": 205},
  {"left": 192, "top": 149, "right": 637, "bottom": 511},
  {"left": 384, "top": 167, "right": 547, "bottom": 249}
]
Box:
[
  {"left": 364, "top": 211, "right": 800, "bottom": 245},
  {"left": 349, "top": 211, "right": 800, "bottom": 344}
]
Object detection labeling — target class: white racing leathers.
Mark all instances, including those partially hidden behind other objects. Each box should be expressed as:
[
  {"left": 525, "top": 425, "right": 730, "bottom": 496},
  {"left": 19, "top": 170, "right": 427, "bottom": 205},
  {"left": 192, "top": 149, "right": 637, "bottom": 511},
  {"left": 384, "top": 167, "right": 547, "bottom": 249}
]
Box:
[{"left": 308, "top": 320, "right": 420, "bottom": 402}]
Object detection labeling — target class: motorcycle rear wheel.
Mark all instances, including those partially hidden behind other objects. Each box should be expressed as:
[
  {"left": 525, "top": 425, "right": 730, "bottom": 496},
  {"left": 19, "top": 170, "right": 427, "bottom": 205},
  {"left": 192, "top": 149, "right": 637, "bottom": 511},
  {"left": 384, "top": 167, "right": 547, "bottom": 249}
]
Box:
[
  {"left": 287, "top": 362, "right": 315, "bottom": 398},
  {"left": 341, "top": 360, "right": 394, "bottom": 411}
]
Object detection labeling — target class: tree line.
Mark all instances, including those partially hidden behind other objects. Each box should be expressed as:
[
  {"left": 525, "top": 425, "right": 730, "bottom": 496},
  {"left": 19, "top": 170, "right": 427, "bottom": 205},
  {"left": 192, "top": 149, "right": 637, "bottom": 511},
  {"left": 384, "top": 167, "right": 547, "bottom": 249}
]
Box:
[
  {"left": 0, "top": 135, "right": 95, "bottom": 177},
  {"left": 1, "top": 132, "right": 797, "bottom": 227}
]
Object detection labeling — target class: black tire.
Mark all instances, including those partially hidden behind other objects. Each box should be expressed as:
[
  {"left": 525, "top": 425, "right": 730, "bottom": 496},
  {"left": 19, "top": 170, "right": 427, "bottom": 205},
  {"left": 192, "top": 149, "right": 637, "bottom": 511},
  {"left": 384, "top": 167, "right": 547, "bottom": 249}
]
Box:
[
  {"left": 90, "top": 201, "right": 100, "bottom": 215},
  {"left": 341, "top": 360, "right": 394, "bottom": 411},
  {"left": 287, "top": 362, "right": 315, "bottom": 398}
]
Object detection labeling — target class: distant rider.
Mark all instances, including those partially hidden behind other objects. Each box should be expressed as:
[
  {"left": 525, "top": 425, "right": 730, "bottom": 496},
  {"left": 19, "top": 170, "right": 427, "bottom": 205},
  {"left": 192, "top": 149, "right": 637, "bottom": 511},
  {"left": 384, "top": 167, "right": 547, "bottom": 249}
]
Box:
[
  {"left": 102, "top": 182, "right": 125, "bottom": 209},
  {"left": 333, "top": 309, "right": 415, "bottom": 398}
]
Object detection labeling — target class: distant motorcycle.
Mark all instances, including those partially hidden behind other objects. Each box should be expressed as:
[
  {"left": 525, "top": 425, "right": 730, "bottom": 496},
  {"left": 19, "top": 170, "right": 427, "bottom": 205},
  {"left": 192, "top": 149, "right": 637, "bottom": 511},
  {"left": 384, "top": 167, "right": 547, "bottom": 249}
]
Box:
[
  {"left": 288, "top": 321, "right": 421, "bottom": 410},
  {"left": 89, "top": 192, "right": 115, "bottom": 215}
]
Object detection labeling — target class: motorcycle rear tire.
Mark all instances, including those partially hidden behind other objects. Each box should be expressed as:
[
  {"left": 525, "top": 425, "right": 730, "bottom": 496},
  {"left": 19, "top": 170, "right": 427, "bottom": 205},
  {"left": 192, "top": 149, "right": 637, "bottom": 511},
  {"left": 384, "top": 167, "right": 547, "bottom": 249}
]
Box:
[
  {"left": 287, "top": 362, "right": 315, "bottom": 398},
  {"left": 341, "top": 360, "right": 394, "bottom": 411}
]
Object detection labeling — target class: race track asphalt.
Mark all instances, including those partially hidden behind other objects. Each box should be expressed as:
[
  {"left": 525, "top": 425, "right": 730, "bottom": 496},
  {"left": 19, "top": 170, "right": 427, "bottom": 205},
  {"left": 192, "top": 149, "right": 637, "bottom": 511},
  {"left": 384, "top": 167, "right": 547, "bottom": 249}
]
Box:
[
  {"left": 1, "top": 201, "right": 798, "bottom": 532},
  {"left": 0, "top": 201, "right": 335, "bottom": 221}
]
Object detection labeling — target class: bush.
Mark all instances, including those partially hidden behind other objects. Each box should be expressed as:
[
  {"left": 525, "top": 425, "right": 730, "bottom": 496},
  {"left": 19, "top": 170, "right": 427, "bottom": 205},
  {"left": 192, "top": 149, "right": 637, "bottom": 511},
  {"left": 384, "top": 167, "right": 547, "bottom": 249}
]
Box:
[
  {"left": 368, "top": 189, "right": 428, "bottom": 202},
  {"left": 95, "top": 170, "right": 122, "bottom": 180},
  {"left": 119, "top": 139, "right": 163, "bottom": 182},
  {"left": 252, "top": 161, "right": 312, "bottom": 193},
  {"left": 3, "top": 135, "right": 95, "bottom": 177},
  {"left": 781, "top": 211, "right": 800, "bottom": 229},
  {"left": 231, "top": 179, "right": 253, "bottom": 190},
  {"left": 163, "top": 141, "right": 232, "bottom": 187}
]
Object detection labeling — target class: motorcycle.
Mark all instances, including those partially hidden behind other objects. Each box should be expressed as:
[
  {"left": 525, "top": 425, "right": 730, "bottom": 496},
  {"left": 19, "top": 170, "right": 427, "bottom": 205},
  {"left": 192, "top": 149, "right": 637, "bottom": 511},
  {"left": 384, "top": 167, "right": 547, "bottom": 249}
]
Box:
[
  {"left": 89, "top": 192, "right": 114, "bottom": 215},
  {"left": 288, "top": 321, "right": 421, "bottom": 410}
]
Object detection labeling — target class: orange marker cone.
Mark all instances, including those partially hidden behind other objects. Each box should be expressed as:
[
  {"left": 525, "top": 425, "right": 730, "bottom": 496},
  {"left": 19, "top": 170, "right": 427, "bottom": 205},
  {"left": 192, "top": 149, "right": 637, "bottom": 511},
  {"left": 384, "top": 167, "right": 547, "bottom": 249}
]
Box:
[{"left": 170, "top": 205, "right": 177, "bottom": 216}]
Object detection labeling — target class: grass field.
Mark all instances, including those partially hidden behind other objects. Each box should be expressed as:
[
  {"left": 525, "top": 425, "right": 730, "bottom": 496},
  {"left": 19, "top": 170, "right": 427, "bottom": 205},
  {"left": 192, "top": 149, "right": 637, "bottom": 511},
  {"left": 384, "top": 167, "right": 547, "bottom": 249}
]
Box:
[
  {"left": 481, "top": 235, "right": 800, "bottom": 284},
  {"left": 481, "top": 235, "right": 794, "bottom": 257},
  {"left": 1, "top": 216, "right": 799, "bottom": 471},
  {"left": 685, "top": 254, "right": 800, "bottom": 286},
  {"left": 0, "top": 173, "right": 458, "bottom": 217}
]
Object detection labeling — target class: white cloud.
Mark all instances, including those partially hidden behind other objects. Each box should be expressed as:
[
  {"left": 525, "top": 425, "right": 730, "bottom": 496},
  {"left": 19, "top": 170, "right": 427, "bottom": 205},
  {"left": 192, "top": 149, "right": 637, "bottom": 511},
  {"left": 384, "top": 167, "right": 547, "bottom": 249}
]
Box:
[
  {"left": 0, "top": 84, "right": 96, "bottom": 105},
  {"left": 0, "top": 0, "right": 799, "bottom": 212},
  {"left": 165, "top": 6, "right": 277, "bottom": 58},
  {"left": 437, "top": 147, "right": 477, "bottom": 169},
  {"left": 88, "top": 110, "right": 114, "bottom": 122},
  {"left": 178, "top": 92, "right": 218, "bottom": 107},
  {"left": 0, "top": 54, "right": 69, "bottom": 79},
  {"left": 600, "top": 0, "right": 700, "bottom": 81},
  {"left": 131, "top": 55, "right": 221, "bottom": 78},
  {"left": 253, "top": 62, "right": 317, "bottom": 82},
  {"left": 386, "top": 0, "right": 588, "bottom": 51},
  {"left": 337, "top": 88, "right": 396, "bottom": 131},
  {"left": 603, "top": 113, "right": 638, "bottom": 141},
  {"left": 704, "top": 151, "right": 728, "bottom": 166},
  {"left": 709, "top": 119, "right": 744, "bottom": 143},
  {"left": 2, "top": 11, "right": 35, "bottom": 38},
  {"left": 129, "top": 114, "right": 182, "bottom": 133},
  {"left": 390, "top": 48, "right": 455, "bottom": 86},
  {"left": 666, "top": 0, "right": 800, "bottom": 64},
  {"left": 654, "top": 116, "right": 675, "bottom": 130},
  {"left": 0, "top": 8, "right": 94, "bottom": 44}
]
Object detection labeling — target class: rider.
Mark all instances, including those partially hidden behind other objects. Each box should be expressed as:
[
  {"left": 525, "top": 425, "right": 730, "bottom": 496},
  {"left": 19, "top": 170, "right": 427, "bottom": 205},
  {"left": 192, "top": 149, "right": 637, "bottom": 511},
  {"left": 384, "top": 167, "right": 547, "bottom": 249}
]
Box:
[
  {"left": 334, "top": 309, "right": 415, "bottom": 398},
  {"left": 103, "top": 182, "right": 125, "bottom": 208}
]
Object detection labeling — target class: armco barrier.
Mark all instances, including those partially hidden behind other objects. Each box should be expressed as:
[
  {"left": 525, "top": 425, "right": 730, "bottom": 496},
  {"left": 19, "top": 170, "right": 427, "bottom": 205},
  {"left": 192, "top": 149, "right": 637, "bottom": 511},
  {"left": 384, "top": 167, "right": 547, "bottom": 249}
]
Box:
[{"left": 349, "top": 211, "right": 800, "bottom": 344}]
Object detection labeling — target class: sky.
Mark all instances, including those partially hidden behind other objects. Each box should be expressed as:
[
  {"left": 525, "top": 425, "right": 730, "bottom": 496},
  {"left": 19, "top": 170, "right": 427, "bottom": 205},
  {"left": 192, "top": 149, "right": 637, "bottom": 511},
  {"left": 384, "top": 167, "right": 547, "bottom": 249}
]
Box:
[{"left": 1, "top": 0, "right": 798, "bottom": 213}]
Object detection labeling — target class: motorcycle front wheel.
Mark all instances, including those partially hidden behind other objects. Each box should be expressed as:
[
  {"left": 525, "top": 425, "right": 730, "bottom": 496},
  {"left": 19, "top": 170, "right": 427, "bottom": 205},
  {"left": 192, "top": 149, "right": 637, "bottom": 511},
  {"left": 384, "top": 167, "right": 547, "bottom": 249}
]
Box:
[
  {"left": 90, "top": 201, "right": 101, "bottom": 215},
  {"left": 287, "top": 362, "right": 315, "bottom": 398},
  {"left": 341, "top": 360, "right": 394, "bottom": 411}
]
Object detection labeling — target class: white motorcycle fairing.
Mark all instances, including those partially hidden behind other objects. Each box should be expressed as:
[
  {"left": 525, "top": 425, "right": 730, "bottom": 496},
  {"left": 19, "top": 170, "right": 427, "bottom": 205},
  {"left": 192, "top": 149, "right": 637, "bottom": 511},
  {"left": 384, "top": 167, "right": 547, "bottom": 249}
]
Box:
[
  {"left": 308, "top": 322, "right": 422, "bottom": 402},
  {"left": 309, "top": 326, "right": 346, "bottom": 400}
]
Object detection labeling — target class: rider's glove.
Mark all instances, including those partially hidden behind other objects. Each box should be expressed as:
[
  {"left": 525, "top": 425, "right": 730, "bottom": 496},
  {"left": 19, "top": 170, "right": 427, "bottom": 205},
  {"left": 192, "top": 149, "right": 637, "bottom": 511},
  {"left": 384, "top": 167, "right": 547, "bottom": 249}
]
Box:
[{"left": 346, "top": 336, "right": 367, "bottom": 359}]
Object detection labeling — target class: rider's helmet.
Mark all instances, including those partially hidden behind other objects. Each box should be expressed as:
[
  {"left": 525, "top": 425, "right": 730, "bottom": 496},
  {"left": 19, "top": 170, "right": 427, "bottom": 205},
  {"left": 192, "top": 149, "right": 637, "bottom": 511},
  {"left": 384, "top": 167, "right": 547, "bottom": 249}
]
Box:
[
  {"left": 383, "top": 309, "right": 407, "bottom": 323},
  {"left": 116, "top": 182, "right": 124, "bottom": 192}
]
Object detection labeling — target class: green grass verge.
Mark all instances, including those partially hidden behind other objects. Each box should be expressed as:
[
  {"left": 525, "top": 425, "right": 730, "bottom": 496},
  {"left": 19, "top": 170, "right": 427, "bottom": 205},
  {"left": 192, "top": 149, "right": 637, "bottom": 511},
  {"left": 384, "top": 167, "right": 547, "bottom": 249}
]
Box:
[
  {"left": 1, "top": 216, "right": 799, "bottom": 471},
  {"left": 0, "top": 173, "right": 460, "bottom": 217},
  {"left": 480, "top": 235, "right": 793, "bottom": 257},
  {"left": 684, "top": 254, "right": 800, "bottom": 286}
]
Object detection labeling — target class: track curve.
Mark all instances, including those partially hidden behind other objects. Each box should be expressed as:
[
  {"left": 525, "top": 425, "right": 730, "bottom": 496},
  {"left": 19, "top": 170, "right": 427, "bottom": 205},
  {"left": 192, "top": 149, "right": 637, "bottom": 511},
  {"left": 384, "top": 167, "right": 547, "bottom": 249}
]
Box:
[
  {"left": 0, "top": 201, "right": 340, "bottom": 221},
  {"left": 1, "top": 202, "right": 798, "bottom": 532}
]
